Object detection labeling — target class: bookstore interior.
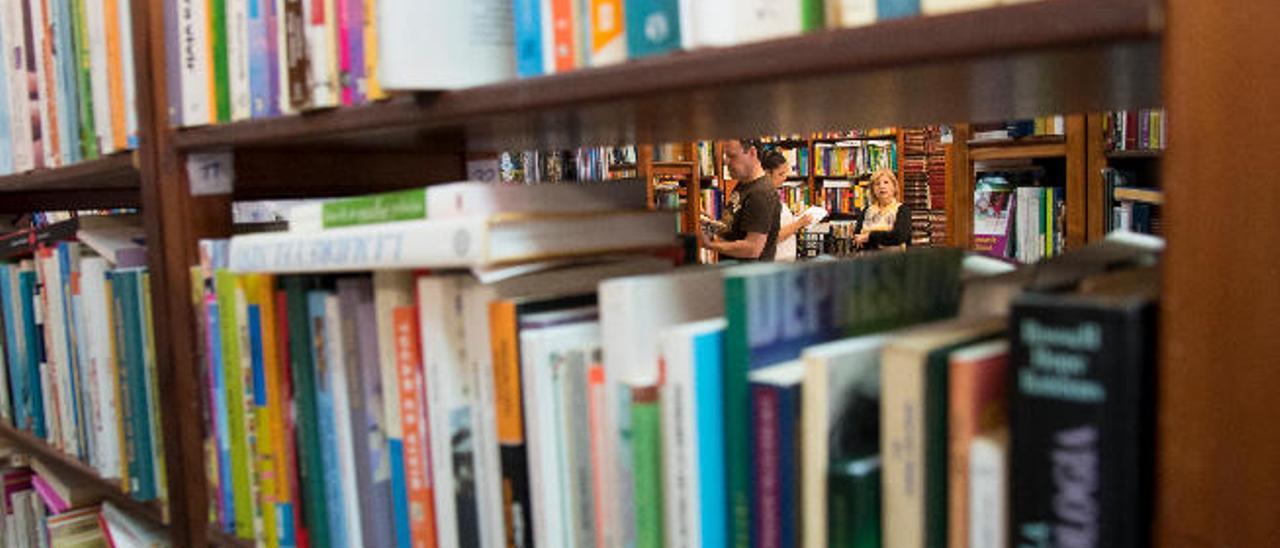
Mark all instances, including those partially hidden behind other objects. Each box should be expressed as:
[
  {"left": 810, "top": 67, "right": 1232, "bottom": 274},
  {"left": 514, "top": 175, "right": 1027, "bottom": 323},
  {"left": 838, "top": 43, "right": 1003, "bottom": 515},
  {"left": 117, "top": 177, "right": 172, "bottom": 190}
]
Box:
[{"left": 0, "top": 0, "right": 1271, "bottom": 547}]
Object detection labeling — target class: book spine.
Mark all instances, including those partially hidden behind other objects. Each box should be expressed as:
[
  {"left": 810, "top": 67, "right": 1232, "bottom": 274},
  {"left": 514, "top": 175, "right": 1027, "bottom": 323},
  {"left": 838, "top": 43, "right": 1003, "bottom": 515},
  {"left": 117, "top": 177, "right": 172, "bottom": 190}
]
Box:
[
  {"left": 86, "top": 0, "right": 113, "bottom": 154},
  {"left": 777, "top": 383, "right": 800, "bottom": 548},
  {"left": 372, "top": 272, "right": 411, "bottom": 548},
  {"left": 249, "top": 0, "right": 271, "bottom": 118},
  {"left": 0, "top": 269, "right": 27, "bottom": 430},
  {"left": 119, "top": 0, "right": 137, "bottom": 146},
  {"left": 345, "top": 279, "right": 395, "bottom": 548},
  {"left": 335, "top": 0, "right": 351, "bottom": 105},
  {"left": 18, "top": 270, "right": 47, "bottom": 439},
  {"left": 264, "top": 0, "right": 281, "bottom": 117},
  {"left": 394, "top": 304, "right": 438, "bottom": 548},
  {"left": 109, "top": 272, "right": 139, "bottom": 498},
  {"left": 209, "top": 0, "right": 230, "bottom": 122},
  {"left": 305, "top": 290, "right": 348, "bottom": 546},
  {"left": 217, "top": 272, "right": 254, "bottom": 536},
  {"left": 178, "top": 0, "right": 211, "bottom": 126},
  {"left": 165, "top": 0, "right": 183, "bottom": 126},
  {"left": 323, "top": 293, "right": 362, "bottom": 547},
  {"left": 53, "top": 0, "right": 81, "bottom": 164},
  {"left": 550, "top": 0, "right": 578, "bottom": 72},
  {"left": 272, "top": 288, "right": 300, "bottom": 547},
  {"left": 631, "top": 385, "right": 663, "bottom": 548},
  {"left": 587, "top": 0, "right": 626, "bottom": 67},
  {"left": 969, "top": 433, "right": 1006, "bottom": 548},
  {"left": 34, "top": 252, "right": 65, "bottom": 452},
  {"left": 228, "top": 0, "right": 251, "bottom": 120},
  {"left": 489, "top": 301, "right": 534, "bottom": 548},
  {"left": 245, "top": 280, "right": 280, "bottom": 548},
  {"left": 5, "top": 0, "right": 36, "bottom": 171},
  {"left": 882, "top": 346, "right": 925, "bottom": 548},
  {"left": 105, "top": 0, "right": 126, "bottom": 150},
  {"left": 303, "top": 0, "right": 335, "bottom": 108},
  {"left": 694, "top": 328, "right": 728, "bottom": 548},
  {"left": 345, "top": 0, "right": 364, "bottom": 105},
  {"left": 0, "top": 8, "right": 12, "bottom": 175},
  {"left": 282, "top": 277, "right": 329, "bottom": 548},
  {"left": 227, "top": 217, "right": 489, "bottom": 273},
  {"left": 282, "top": 0, "right": 309, "bottom": 110},
  {"left": 752, "top": 385, "right": 781, "bottom": 548},
  {"left": 23, "top": 0, "right": 48, "bottom": 169},
  {"left": 361, "top": 0, "right": 380, "bottom": 100},
  {"left": 38, "top": 0, "right": 62, "bottom": 167},
  {"left": 562, "top": 346, "right": 596, "bottom": 547},
  {"left": 141, "top": 273, "right": 168, "bottom": 504},
  {"left": 722, "top": 276, "right": 751, "bottom": 548},
  {"left": 513, "top": 0, "right": 544, "bottom": 77},
  {"left": 68, "top": 0, "right": 96, "bottom": 159},
  {"left": 828, "top": 456, "right": 882, "bottom": 548}
]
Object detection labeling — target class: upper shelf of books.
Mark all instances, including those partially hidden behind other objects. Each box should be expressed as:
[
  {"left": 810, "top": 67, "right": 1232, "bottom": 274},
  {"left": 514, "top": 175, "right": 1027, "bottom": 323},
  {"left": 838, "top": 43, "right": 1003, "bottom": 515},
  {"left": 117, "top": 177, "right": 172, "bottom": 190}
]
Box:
[{"left": 169, "top": 0, "right": 1163, "bottom": 152}]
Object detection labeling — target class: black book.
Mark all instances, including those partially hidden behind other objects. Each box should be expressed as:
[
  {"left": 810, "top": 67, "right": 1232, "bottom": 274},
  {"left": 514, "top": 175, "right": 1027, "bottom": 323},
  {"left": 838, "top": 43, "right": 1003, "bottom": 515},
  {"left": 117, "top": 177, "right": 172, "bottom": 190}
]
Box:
[{"left": 1009, "top": 268, "right": 1158, "bottom": 548}]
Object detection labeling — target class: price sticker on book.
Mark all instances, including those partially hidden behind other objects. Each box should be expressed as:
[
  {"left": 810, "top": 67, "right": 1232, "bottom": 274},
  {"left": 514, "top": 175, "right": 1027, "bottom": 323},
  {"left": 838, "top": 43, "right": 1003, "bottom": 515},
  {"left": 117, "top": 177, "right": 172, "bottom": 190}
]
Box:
[{"left": 187, "top": 151, "right": 235, "bottom": 196}]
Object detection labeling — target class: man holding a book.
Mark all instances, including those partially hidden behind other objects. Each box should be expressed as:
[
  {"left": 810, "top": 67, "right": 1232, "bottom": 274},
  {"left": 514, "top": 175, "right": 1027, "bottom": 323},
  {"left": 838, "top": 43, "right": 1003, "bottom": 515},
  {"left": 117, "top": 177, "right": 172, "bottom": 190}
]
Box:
[{"left": 698, "top": 139, "right": 783, "bottom": 261}]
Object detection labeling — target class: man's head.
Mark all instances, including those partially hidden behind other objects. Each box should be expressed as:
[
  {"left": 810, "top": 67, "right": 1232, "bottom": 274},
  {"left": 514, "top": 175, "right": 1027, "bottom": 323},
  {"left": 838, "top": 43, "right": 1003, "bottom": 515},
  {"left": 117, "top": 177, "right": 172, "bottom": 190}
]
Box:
[{"left": 724, "top": 139, "right": 765, "bottom": 182}]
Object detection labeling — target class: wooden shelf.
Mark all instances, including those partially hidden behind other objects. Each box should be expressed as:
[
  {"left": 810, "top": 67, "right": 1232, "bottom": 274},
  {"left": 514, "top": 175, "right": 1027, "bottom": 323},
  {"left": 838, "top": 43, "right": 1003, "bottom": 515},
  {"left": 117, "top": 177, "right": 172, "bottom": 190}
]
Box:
[
  {"left": 210, "top": 529, "right": 254, "bottom": 548},
  {"left": 1114, "top": 186, "right": 1164, "bottom": 204},
  {"left": 970, "top": 141, "right": 1068, "bottom": 161},
  {"left": 1107, "top": 148, "right": 1163, "bottom": 158},
  {"left": 170, "top": 0, "right": 1161, "bottom": 153},
  {"left": 0, "top": 423, "right": 165, "bottom": 527},
  {"left": 0, "top": 153, "right": 142, "bottom": 213}
]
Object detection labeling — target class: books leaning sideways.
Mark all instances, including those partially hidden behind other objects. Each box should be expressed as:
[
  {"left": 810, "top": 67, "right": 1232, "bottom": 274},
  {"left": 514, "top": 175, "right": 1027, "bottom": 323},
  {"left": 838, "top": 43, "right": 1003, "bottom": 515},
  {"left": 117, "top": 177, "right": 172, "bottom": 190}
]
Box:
[{"left": 228, "top": 180, "right": 674, "bottom": 272}]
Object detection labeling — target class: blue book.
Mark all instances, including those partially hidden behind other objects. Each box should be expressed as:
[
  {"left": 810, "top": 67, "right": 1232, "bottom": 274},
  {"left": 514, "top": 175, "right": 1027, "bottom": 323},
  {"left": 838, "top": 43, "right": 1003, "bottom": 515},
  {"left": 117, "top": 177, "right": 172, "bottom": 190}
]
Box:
[
  {"left": 205, "top": 293, "right": 236, "bottom": 532},
  {"left": 113, "top": 269, "right": 156, "bottom": 501},
  {"left": 308, "top": 290, "right": 348, "bottom": 548},
  {"left": 53, "top": 0, "right": 82, "bottom": 164},
  {"left": 248, "top": 0, "right": 271, "bottom": 118},
  {"left": 513, "top": 0, "right": 545, "bottom": 77},
  {"left": 876, "top": 0, "right": 921, "bottom": 20},
  {"left": 692, "top": 323, "right": 728, "bottom": 548},
  {"left": 56, "top": 243, "right": 88, "bottom": 460},
  {"left": 625, "top": 0, "right": 683, "bottom": 59},
  {"left": 264, "top": 0, "right": 282, "bottom": 117},
  {"left": 0, "top": 266, "right": 27, "bottom": 428},
  {"left": 18, "top": 270, "right": 46, "bottom": 439},
  {"left": 749, "top": 363, "right": 805, "bottom": 548}
]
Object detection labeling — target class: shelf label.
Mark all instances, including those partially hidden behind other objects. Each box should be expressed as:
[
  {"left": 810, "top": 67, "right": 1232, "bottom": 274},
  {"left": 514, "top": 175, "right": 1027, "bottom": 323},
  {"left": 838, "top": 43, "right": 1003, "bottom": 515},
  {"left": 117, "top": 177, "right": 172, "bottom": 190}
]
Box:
[
  {"left": 467, "top": 157, "right": 500, "bottom": 183},
  {"left": 187, "top": 151, "right": 235, "bottom": 196}
]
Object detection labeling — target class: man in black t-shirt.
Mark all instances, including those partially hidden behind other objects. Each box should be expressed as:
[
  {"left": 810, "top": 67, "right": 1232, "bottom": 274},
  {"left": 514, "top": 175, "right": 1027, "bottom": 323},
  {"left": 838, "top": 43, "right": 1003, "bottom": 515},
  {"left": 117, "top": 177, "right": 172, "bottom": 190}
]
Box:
[{"left": 698, "top": 139, "right": 782, "bottom": 261}]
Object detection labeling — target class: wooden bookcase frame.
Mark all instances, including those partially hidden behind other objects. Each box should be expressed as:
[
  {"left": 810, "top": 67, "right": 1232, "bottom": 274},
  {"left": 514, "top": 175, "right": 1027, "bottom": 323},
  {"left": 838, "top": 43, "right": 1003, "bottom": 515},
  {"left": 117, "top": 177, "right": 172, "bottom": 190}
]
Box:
[{"left": 1, "top": 0, "right": 1274, "bottom": 545}]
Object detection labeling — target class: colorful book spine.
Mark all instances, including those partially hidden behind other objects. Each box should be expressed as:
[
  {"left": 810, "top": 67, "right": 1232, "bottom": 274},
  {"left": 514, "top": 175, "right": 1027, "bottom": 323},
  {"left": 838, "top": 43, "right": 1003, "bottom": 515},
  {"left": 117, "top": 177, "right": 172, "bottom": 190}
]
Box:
[
  {"left": 245, "top": 276, "right": 281, "bottom": 548},
  {"left": 282, "top": 277, "right": 329, "bottom": 548},
  {"left": 282, "top": 0, "right": 310, "bottom": 111},
  {"left": 264, "top": 0, "right": 282, "bottom": 117},
  {"left": 751, "top": 381, "right": 801, "bottom": 548},
  {"left": 307, "top": 290, "right": 348, "bottom": 546},
  {"left": 113, "top": 270, "right": 156, "bottom": 501},
  {"left": 0, "top": 10, "right": 12, "bottom": 174},
  {"left": 204, "top": 270, "right": 235, "bottom": 532},
  {"left": 249, "top": 0, "right": 272, "bottom": 118},
  {"left": 550, "top": 0, "right": 579, "bottom": 72},
  {"left": 631, "top": 384, "right": 663, "bottom": 548},
  {"left": 141, "top": 273, "right": 168, "bottom": 503},
  {"left": 210, "top": 0, "right": 231, "bottom": 121},
  {"left": 344, "top": 0, "right": 364, "bottom": 105},
  {"left": 0, "top": 266, "right": 28, "bottom": 429},
  {"left": 513, "top": 0, "right": 545, "bottom": 77},
  {"left": 24, "top": 0, "right": 49, "bottom": 169},
  {"left": 587, "top": 0, "right": 626, "bottom": 66},
  {"left": 105, "top": 0, "right": 127, "bottom": 150},
  {"left": 217, "top": 272, "right": 254, "bottom": 536},
  {"left": 38, "top": 0, "right": 63, "bottom": 167},
  {"left": 17, "top": 269, "right": 46, "bottom": 439},
  {"left": 52, "top": 0, "right": 81, "bottom": 164},
  {"left": 336, "top": 0, "right": 353, "bottom": 105},
  {"left": 70, "top": 0, "right": 97, "bottom": 159},
  {"left": 272, "top": 288, "right": 300, "bottom": 547},
  {"left": 394, "top": 304, "right": 437, "bottom": 548},
  {"left": 85, "top": 0, "right": 113, "bottom": 155},
  {"left": 228, "top": 0, "right": 251, "bottom": 121},
  {"left": 362, "top": 0, "right": 381, "bottom": 100},
  {"left": 488, "top": 300, "right": 534, "bottom": 548},
  {"left": 372, "top": 272, "right": 411, "bottom": 548},
  {"left": 119, "top": 0, "right": 138, "bottom": 146},
  {"left": 339, "top": 277, "right": 394, "bottom": 548}
]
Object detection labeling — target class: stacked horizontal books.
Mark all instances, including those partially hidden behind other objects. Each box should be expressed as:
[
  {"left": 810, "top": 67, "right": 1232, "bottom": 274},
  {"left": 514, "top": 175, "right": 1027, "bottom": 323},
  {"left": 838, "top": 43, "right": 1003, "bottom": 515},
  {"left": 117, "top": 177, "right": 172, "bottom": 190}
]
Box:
[
  {"left": 0, "top": 216, "right": 168, "bottom": 519},
  {"left": 0, "top": 455, "right": 169, "bottom": 546},
  {"left": 204, "top": 180, "right": 1160, "bottom": 548},
  {"left": 0, "top": 0, "right": 139, "bottom": 174}
]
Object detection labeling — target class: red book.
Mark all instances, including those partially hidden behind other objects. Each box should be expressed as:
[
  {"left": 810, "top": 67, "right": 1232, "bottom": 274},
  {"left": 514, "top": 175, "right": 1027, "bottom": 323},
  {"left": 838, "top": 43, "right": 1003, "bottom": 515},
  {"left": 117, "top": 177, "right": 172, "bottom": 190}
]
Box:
[
  {"left": 550, "top": 0, "right": 578, "bottom": 72},
  {"left": 948, "top": 340, "right": 1009, "bottom": 548},
  {"left": 394, "top": 306, "right": 438, "bottom": 548}
]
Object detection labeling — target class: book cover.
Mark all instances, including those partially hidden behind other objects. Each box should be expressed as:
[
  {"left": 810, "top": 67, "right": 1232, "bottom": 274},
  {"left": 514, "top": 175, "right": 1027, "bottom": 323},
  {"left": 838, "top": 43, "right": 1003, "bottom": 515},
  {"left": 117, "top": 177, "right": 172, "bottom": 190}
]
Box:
[
  {"left": 176, "top": 0, "right": 211, "bottom": 126},
  {"left": 249, "top": 0, "right": 272, "bottom": 118},
  {"left": 587, "top": 0, "right": 626, "bottom": 66},
  {"left": 724, "top": 249, "right": 963, "bottom": 548},
  {"left": 84, "top": 0, "right": 112, "bottom": 154},
  {"left": 371, "top": 271, "right": 413, "bottom": 548},
  {"left": 228, "top": 0, "right": 251, "bottom": 120},
  {"left": 392, "top": 302, "right": 438, "bottom": 548},
  {"left": 104, "top": 0, "right": 127, "bottom": 150},
  {"left": 325, "top": 292, "right": 364, "bottom": 547},
  {"left": 749, "top": 362, "right": 805, "bottom": 548},
  {"left": 376, "top": 0, "right": 516, "bottom": 90},
  {"left": 210, "top": 0, "right": 231, "bottom": 121},
  {"left": 973, "top": 177, "right": 1013, "bottom": 258},
  {"left": 948, "top": 340, "right": 1008, "bottom": 548},
  {"left": 243, "top": 275, "right": 281, "bottom": 548},
  {"left": 282, "top": 276, "right": 330, "bottom": 548},
  {"left": 800, "top": 334, "right": 886, "bottom": 548},
  {"left": 303, "top": 0, "right": 336, "bottom": 108},
  {"left": 308, "top": 289, "right": 349, "bottom": 546},
  {"left": 512, "top": 0, "right": 545, "bottom": 77},
  {"left": 218, "top": 271, "right": 256, "bottom": 535},
  {"left": 1010, "top": 287, "right": 1157, "bottom": 548},
  {"left": 282, "top": 0, "right": 310, "bottom": 111},
  {"left": 630, "top": 383, "right": 662, "bottom": 548},
  {"left": 623, "top": 0, "right": 680, "bottom": 59}
]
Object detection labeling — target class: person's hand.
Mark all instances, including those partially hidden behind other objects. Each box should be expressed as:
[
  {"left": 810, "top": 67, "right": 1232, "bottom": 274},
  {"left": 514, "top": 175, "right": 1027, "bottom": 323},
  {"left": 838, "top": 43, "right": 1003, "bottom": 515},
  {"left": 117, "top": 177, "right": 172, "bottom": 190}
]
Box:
[
  {"left": 800, "top": 212, "right": 816, "bottom": 226},
  {"left": 697, "top": 229, "right": 714, "bottom": 250}
]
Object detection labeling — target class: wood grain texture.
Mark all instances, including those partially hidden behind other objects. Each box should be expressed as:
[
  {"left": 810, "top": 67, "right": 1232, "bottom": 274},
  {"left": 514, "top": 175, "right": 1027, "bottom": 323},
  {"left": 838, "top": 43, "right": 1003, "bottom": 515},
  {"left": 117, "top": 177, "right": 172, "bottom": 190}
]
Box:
[
  {"left": 172, "top": 0, "right": 1162, "bottom": 152},
  {"left": 1159, "top": 0, "right": 1280, "bottom": 546},
  {"left": 1085, "top": 114, "right": 1108, "bottom": 242},
  {"left": 1065, "top": 114, "right": 1086, "bottom": 249},
  {"left": 969, "top": 141, "right": 1066, "bottom": 161},
  {"left": 947, "top": 124, "right": 974, "bottom": 248},
  {"left": 0, "top": 153, "right": 139, "bottom": 193}
]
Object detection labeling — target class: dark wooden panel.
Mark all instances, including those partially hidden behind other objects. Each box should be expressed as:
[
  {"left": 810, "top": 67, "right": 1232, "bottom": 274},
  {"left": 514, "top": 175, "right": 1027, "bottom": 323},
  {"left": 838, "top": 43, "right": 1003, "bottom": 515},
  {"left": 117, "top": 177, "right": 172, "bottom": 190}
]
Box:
[
  {"left": 1065, "top": 114, "right": 1086, "bottom": 249},
  {"left": 173, "top": 0, "right": 1162, "bottom": 152},
  {"left": 946, "top": 125, "right": 974, "bottom": 248},
  {"left": 0, "top": 424, "right": 165, "bottom": 526},
  {"left": 1158, "top": 0, "right": 1280, "bottom": 546},
  {"left": 0, "top": 189, "right": 141, "bottom": 213},
  {"left": 231, "top": 145, "right": 467, "bottom": 200},
  {"left": 0, "top": 153, "right": 139, "bottom": 193},
  {"left": 1085, "top": 114, "right": 1108, "bottom": 242}
]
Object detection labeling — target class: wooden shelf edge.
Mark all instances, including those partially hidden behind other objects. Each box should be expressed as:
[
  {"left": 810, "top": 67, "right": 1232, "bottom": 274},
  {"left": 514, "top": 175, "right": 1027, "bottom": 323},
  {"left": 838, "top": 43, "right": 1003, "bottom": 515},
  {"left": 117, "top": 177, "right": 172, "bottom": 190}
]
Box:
[
  {"left": 971, "top": 142, "right": 1068, "bottom": 161},
  {"left": 1114, "top": 187, "right": 1165, "bottom": 204},
  {"left": 0, "top": 423, "right": 166, "bottom": 528},
  {"left": 0, "top": 152, "right": 139, "bottom": 194},
  {"left": 1106, "top": 148, "right": 1164, "bottom": 158},
  {"left": 210, "top": 528, "right": 254, "bottom": 548}
]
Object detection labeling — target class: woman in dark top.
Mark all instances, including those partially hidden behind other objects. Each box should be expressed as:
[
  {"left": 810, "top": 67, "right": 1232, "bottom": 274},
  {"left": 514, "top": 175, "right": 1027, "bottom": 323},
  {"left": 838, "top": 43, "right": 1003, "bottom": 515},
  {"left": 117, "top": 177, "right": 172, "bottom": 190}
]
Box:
[{"left": 853, "top": 169, "right": 912, "bottom": 250}]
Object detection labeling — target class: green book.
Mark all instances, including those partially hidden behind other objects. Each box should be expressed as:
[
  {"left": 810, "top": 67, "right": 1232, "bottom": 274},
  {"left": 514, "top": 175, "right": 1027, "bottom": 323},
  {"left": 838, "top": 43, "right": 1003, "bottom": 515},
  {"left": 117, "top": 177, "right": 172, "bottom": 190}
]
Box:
[
  {"left": 215, "top": 271, "right": 254, "bottom": 538},
  {"left": 141, "top": 273, "right": 168, "bottom": 503},
  {"left": 829, "top": 456, "right": 881, "bottom": 548},
  {"left": 631, "top": 385, "right": 663, "bottom": 548},
  {"left": 282, "top": 276, "right": 330, "bottom": 548},
  {"left": 110, "top": 271, "right": 141, "bottom": 498},
  {"left": 801, "top": 0, "right": 826, "bottom": 31},
  {"left": 211, "top": 0, "right": 231, "bottom": 122},
  {"left": 70, "top": 0, "right": 98, "bottom": 160},
  {"left": 320, "top": 188, "right": 427, "bottom": 229}
]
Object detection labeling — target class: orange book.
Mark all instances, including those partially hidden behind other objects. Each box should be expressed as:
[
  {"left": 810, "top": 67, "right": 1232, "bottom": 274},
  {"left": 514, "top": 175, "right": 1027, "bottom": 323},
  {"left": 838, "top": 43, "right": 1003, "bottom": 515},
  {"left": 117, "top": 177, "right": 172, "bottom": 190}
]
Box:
[
  {"left": 39, "top": 0, "right": 60, "bottom": 166},
  {"left": 551, "top": 0, "right": 579, "bottom": 72},
  {"left": 948, "top": 340, "right": 1009, "bottom": 548},
  {"left": 104, "top": 0, "right": 127, "bottom": 150},
  {"left": 394, "top": 306, "right": 438, "bottom": 548}
]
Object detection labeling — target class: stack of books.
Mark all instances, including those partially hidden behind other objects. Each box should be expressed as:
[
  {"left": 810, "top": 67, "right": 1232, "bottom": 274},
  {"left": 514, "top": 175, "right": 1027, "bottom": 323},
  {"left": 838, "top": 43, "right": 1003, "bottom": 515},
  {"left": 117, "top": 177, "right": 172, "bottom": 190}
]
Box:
[{"left": 1103, "top": 109, "right": 1167, "bottom": 152}]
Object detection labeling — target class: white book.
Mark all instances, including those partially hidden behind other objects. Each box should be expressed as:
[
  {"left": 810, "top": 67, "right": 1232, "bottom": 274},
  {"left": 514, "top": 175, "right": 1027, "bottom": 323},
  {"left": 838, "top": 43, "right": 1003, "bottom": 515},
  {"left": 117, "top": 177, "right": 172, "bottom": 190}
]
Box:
[
  {"left": 659, "top": 318, "right": 728, "bottom": 548},
  {"left": 324, "top": 294, "right": 365, "bottom": 548},
  {"left": 586, "top": 0, "right": 626, "bottom": 67},
  {"left": 4, "top": 1, "right": 33, "bottom": 172},
  {"left": 28, "top": 0, "right": 53, "bottom": 168},
  {"left": 677, "top": 0, "right": 697, "bottom": 49},
  {"left": 598, "top": 267, "right": 725, "bottom": 548},
  {"left": 228, "top": 210, "right": 677, "bottom": 273},
  {"left": 228, "top": 0, "right": 251, "bottom": 120},
  {"left": 836, "top": 0, "right": 877, "bottom": 27},
  {"left": 800, "top": 334, "right": 888, "bottom": 548},
  {"left": 922, "top": 0, "right": 997, "bottom": 15},
  {"left": 969, "top": 429, "right": 1008, "bottom": 548},
  {"left": 287, "top": 180, "right": 648, "bottom": 233},
  {"left": 87, "top": 0, "right": 114, "bottom": 154},
  {"left": 119, "top": 0, "right": 138, "bottom": 145},
  {"left": 80, "top": 258, "right": 123, "bottom": 481},
  {"left": 180, "top": 0, "right": 211, "bottom": 126},
  {"left": 417, "top": 274, "right": 478, "bottom": 548},
  {"left": 539, "top": 0, "right": 557, "bottom": 74},
  {"left": 519, "top": 319, "right": 600, "bottom": 548},
  {"left": 37, "top": 251, "right": 77, "bottom": 454},
  {"left": 377, "top": 0, "right": 515, "bottom": 90},
  {"left": 274, "top": 0, "right": 294, "bottom": 115},
  {"left": 70, "top": 269, "right": 96, "bottom": 469},
  {"left": 304, "top": 0, "right": 337, "bottom": 107},
  {"left": 372, "top": 270, "right": 411, "bottom": 538}
]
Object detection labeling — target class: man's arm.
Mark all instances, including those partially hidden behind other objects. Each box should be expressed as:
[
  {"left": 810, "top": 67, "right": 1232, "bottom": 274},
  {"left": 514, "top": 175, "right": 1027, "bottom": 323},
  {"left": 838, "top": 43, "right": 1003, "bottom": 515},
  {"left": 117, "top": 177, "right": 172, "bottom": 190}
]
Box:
[{"left": 700, "top": 231, "right": 768, "bottom": 259}]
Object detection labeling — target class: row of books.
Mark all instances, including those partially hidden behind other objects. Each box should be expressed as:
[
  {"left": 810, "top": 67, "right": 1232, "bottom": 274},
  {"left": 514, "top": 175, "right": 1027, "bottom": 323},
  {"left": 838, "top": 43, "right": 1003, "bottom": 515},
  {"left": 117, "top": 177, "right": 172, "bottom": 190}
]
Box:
[
  {"left": 779, "top": 184, "right": 813, "bottom": 216},
  {"left": 1103, "top": 168, "right": 1163, "bottom": 235},
  {"left": 0, "top": 216, "right": 168, "bottom": 506},
  {"left": 813, "top": 141, "right": 897, "bottom": 178},
  {"left": 0, "top": 0, "right": 139, "bottom": 175},
  {"left": 203, "top": 180, "right": 1156, "bottom": 548},
  {"left": 1, "top": 456, "right": 168, "bottom": 547},
  {"left": 497, "top": 147, "right": 637, "bottom": 184},
  {"left": 972, "top": 176, "right": 1066, "bottom": 263},
  {"left": 970, "top": 116, "right": 1066, "bottom": 142},
  {"left": 769, "top": 146, "right": 812, "bottom": 178},
  {"left": 822, "top": 180, "right": 871, "bottom": 216},
  {"left": 1103, "top": 109, "right": 1166, "bottom": 151}
]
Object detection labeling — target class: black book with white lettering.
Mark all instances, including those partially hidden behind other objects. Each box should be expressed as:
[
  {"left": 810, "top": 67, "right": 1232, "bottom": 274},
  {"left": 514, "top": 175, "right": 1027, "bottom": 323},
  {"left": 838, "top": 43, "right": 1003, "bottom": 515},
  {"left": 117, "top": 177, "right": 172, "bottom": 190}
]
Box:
[{"left": 1008, "top": 267, "right": 1158, "bottom": 548}]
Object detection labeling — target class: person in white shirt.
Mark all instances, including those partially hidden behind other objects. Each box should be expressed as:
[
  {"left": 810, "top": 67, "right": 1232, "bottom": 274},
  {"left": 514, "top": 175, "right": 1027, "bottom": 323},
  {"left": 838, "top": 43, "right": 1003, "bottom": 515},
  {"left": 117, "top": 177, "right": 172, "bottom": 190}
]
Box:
[{"left": 762, "top": 150, "right": 816, "bottom": 261}]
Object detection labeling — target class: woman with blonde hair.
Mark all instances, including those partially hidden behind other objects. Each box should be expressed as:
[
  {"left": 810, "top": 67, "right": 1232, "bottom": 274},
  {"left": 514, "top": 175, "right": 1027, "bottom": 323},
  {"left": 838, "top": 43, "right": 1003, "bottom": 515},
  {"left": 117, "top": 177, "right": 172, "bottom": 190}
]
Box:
[{"left": 853, "top": 168, "right": 912, "bottom": 250}]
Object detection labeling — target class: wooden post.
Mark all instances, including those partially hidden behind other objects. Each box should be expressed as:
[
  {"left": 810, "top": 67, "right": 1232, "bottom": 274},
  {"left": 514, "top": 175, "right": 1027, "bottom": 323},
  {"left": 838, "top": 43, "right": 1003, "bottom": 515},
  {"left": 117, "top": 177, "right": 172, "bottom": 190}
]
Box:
[
  {"left": 1084, "top": 113, "right": 1109, "bottom": 242},
  {"left": 1065, "top": 114, "right": 1087, "bottom": 249},
  {"left": 637, "top": 143, "right": 655, "bottom": 208},
  {"left": 945, "top": 124, "right": 973, "bottom": 248}
]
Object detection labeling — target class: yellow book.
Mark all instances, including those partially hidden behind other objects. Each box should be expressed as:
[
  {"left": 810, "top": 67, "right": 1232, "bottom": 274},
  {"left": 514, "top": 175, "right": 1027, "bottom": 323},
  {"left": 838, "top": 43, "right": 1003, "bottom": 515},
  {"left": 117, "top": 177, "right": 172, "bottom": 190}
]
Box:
[
  {"left": 105, "top": 0, "right": 127, "bottom": 149},
  {"left": 242, "top": 274, "right": 279, "bottom": 548},
  {"left": 363, "top": 0, "right": 384, "bottom": 100}
]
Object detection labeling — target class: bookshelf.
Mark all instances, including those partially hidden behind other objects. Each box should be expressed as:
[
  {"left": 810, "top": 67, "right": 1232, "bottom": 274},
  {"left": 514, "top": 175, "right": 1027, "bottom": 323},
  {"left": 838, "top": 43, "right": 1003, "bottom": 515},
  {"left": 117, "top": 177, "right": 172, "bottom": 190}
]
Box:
[
  {"left": 3, "top": 0, "right": 1274, "bottom": 545},
  {"left": 1084, "top": 112, "right": 1165, "bottom": 240}
]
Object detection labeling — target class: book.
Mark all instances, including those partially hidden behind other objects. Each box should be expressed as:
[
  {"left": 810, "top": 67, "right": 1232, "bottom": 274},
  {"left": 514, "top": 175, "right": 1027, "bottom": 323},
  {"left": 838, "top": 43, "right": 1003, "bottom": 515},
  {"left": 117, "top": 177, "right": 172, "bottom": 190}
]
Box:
[
  {"left": 376, "top": 0, "right": 516, "bottom": 90},
  {"left": 0, "top": 7, "right": 11, "bottom": 174},
  {"left": 101, "top": 500, "right": 171, "bottom": 546},
  {"left": 104, "top": 0, "right": 126, "bottom": 150},
  {"left": 658, "top": 318, "right": 727, "bottom": 548},
  {"left": 76, "top": 220, "right": 147, "bottom": 268},
  {"left": 5, "top": 0, "right": 36, "bottom": 171},
  {"left": 968, "top": 427, "right": 1007, "bottom": 548},
  {"left": 599, "top": 267, "right": 726, "bottom": 548},
  {"left": 723, "top": 249, "right": 963, "bottom": 548},
  {"left": 749, "top": 361, "right": 805, "bottom": 548},
  {"left": 53, "top": 0, "right": 83, "bottom": 164},
  {"left": 624, "top": 0, "right": 681, "bottom": 59},
  {"left": 113, "top": 269, "right": 157, "bottom": 501},
  {"left": 249, "top": 0, "right": 272, "bottom": 118},
  {"left": 303, "top": 0, "right": 337, "bottom": 108},
  {"left": 587, "top": 0, "right": 626, "bottom": 66},
  {"left": 287, "top": 181, "right": 648, "bottom": 232},
  {"left": 282, "top": 0, "right": 310, "bottom": 111},
  {"left": 324, "top": 291, "right": 363, "bottom": 547},
  {"left": 947, "top": 340, "right": 1008, "bottom": 548},
  {"left": 512, "top": 0, "right": 548, "bottom": 77},
  {"left": 827, "top": 455, "right": 882, "bottom": 548},
  {"left": 280, "top": 276, "right": 330, "bottom": 548},
  {"left": 630, "top": 382, "right": 662, "bottom": 548},
  {"left": 242, "top": 275, "right": 282, "bottom": 548},
  {"left": 832, "top": 0, "right": 877, "bottom": 28},
  {"left": 309, "top": 289, "right": 349, "bottom": 546},
  {"left": 85, "top": 0, "right": 113, "bottom": 153},
  {"left": 30, "top": 458, "right": 105, "bottom": 512},
  {"left": 1010, "top": 272, "right": 1158, "bottom": 548},
  {"left": 799, "top": 334, "right": 888, "bottom": 548},
  {"left": 881, "top": 317, "right": 1004, "bottom": 548},
  {"left": 228, "top": 210, "right": 677, "bottom": 273},
  {"left": 79, "top": 257, "right": 124, "bottom": 481}
]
